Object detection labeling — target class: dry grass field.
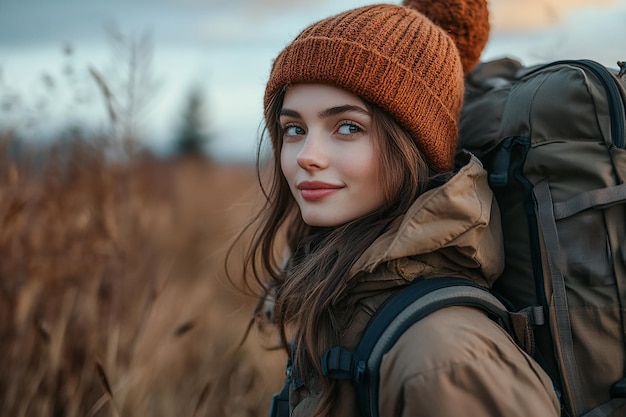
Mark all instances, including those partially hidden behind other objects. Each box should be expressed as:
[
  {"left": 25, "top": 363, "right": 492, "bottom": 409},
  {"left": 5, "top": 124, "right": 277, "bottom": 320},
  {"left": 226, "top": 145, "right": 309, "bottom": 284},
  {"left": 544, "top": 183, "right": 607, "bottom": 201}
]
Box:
[{"left": 0, "top": 133, "right": 286, "bottom": 417}]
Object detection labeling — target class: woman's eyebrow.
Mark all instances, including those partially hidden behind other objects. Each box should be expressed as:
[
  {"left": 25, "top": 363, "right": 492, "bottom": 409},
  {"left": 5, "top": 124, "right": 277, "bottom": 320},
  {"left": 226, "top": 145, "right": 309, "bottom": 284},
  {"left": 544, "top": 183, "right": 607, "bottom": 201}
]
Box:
[
  {"left": 318, "top": 105, "right": 370, "bottom": 118},
  {"left": 279, "top": 105, "right": 370, "bottom": 119},
  {"left": 279, "top": 108, "right": 301, "bottom": 118}
]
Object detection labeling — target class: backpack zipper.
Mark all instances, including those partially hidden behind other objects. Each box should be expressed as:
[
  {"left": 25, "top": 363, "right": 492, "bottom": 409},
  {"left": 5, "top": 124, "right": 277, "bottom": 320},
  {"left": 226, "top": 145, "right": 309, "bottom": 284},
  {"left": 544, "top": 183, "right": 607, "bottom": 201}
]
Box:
[{"left": 580, "top": 59, "right": 626, "bottom": 149}]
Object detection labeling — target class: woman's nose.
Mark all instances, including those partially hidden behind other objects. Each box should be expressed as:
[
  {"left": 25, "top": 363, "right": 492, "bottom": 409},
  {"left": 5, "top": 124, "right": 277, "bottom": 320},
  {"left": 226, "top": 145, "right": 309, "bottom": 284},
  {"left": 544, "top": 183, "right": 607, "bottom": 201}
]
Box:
[{"left": 296, "top": 130, "right": 328, "bottom": 170}]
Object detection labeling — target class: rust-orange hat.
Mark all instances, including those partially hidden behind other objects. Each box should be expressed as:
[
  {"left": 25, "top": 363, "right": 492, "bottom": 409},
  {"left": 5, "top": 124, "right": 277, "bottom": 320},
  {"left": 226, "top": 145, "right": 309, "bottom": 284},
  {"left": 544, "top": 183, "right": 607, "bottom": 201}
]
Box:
[{"left": 264, "top": 0, "right": 490, "bottom": 172}]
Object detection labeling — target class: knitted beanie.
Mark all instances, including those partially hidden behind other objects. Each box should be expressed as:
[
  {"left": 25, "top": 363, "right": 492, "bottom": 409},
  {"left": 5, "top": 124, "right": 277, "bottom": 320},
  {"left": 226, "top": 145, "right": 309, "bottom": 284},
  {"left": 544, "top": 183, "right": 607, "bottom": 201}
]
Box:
[{"left": 264, "top": 0, "right": 490, "bottom": 172}]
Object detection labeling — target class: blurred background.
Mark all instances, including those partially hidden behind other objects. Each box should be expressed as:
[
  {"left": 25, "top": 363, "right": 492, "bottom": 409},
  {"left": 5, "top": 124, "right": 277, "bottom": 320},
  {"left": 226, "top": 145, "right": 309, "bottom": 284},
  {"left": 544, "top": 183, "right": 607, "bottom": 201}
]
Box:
[
  {"left": 2, "top": 0, "right": 625, "bottom": 160},
  {"left": 0, "top": 0, "right": 625, "bottom": 416}
]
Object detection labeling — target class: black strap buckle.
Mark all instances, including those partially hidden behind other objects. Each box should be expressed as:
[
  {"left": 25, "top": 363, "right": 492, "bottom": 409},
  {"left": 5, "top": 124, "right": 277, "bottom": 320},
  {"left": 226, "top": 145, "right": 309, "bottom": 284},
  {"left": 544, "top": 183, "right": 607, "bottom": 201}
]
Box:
[{"left": 321, "top": 346, "right": 355, "bottom": 380}]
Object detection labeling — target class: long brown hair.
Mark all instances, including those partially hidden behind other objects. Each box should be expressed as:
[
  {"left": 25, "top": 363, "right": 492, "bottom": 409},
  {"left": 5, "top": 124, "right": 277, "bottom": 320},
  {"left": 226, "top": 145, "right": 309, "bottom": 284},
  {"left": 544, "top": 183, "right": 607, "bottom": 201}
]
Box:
[{"left": 228, "top": 85, "right": 451, "bottom": 416}]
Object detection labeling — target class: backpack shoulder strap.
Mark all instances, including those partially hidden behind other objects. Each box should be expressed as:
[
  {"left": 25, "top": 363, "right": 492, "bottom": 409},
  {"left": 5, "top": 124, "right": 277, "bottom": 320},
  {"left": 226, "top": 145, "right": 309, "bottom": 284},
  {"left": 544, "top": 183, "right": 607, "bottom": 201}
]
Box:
[
  {"left": 269, "top": 347, "right": 294, "bottom": 417},
  {"left": 268, "top": 378, "right": 290, "bottom": 417},
  {"left": 321, "top": 277, "right": 514, "bottom": 417}
]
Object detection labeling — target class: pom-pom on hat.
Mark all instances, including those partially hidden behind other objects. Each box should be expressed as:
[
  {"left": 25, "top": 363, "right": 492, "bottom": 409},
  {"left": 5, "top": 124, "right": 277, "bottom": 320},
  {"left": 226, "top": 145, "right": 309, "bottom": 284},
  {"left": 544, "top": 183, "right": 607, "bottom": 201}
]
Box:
[
  {"left": 404, "top": 0, "right": 491, "bottom": 75},
  {"left": 264, "top": 1, "right": 490, "bottom": 172}
]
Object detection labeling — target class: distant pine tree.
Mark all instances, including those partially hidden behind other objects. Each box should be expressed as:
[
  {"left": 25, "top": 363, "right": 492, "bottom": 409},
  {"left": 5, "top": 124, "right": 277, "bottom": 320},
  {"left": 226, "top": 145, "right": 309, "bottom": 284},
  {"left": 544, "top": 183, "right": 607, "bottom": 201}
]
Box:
[{"left": 175, "top": 87, "right": 209, "bottom": 157}]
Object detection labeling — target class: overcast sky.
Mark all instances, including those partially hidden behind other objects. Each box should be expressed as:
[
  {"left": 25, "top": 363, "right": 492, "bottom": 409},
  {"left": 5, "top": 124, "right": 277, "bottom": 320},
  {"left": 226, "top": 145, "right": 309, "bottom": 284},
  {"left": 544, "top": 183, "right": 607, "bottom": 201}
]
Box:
[{"left": 1, "top": 0, "right": 625, "bottom": 160}]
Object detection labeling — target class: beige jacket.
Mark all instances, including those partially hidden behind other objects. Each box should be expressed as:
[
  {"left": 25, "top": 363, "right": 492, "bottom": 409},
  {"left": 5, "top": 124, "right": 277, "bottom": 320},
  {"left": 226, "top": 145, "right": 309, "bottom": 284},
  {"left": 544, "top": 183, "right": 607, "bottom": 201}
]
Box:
[{"left": 288, "top": 155, "right": 560, "bottom": 417}]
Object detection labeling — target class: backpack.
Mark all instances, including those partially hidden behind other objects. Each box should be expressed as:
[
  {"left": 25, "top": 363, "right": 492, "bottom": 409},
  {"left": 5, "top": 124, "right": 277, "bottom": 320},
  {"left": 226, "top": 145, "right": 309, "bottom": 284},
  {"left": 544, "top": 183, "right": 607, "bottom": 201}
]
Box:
[
  {"left": 457, "top": 57, "right": 626, "bottom": 417},
  {"left": 269, "top": 58, "right": 626, "bottom": 417}
]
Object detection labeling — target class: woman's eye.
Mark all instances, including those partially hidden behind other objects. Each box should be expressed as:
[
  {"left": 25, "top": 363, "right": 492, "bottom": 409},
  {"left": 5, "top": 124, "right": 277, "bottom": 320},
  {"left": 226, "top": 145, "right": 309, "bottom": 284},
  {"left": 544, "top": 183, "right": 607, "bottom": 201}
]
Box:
[
  {"left": 337, "top": 122, "right": 362, "bottom": 135},
  {"left": 283, "top": 125, "right": 305, "bottom": 136}
]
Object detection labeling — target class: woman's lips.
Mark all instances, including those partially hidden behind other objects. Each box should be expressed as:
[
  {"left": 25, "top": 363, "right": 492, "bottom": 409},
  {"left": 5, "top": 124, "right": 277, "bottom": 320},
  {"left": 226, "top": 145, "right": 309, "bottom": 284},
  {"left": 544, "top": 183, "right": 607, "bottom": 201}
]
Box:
[{"left": 297, "top": 181, "right": 342, "bottom": 201}]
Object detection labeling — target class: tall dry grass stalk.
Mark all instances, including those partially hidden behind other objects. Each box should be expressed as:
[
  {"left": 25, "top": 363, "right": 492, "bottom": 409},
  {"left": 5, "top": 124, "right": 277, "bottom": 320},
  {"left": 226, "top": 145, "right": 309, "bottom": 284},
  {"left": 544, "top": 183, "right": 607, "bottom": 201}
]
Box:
[{"left": 0, "top": 133, "right": 285, "bottom": 417}]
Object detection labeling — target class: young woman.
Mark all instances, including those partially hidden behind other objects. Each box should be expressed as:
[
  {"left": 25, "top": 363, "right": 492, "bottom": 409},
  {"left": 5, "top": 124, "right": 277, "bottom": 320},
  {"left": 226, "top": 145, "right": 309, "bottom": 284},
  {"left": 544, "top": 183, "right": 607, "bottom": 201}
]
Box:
[{"left": 232, "top": 0, "right": 561, "bottom": 416}]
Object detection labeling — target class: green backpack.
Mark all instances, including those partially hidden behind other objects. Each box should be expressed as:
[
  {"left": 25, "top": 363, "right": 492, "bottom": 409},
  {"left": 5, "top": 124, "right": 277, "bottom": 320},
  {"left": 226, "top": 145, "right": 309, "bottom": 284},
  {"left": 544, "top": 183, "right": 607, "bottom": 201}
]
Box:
[{"left": 458, "top": 58, "right": 626, "bottom": 417}]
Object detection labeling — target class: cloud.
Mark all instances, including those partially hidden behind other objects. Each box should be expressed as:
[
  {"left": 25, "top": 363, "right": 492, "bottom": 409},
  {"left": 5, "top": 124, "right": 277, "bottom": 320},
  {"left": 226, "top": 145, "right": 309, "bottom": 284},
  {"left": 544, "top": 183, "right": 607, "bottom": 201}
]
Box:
[
  {"left": 183, "top": 0, "right": 380, "bottom": 48},
  {"left": 491, "top": 0, "right": 618, "bottom": 31}
]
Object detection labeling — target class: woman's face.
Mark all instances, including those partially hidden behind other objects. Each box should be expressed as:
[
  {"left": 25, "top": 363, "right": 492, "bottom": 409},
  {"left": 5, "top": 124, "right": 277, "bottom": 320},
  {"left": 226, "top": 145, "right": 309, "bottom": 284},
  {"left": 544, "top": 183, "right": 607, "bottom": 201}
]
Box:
[{"left": 279, "top": 83, "right": 386, "bottom": 227}]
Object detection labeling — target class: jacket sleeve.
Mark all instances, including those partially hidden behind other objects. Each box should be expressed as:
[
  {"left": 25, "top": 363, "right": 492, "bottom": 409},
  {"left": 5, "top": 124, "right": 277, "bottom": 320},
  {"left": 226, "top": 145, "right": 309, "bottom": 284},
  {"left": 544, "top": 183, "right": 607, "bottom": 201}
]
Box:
[{"left": 378, "top": 306, "right": 560, "bottom": 417}]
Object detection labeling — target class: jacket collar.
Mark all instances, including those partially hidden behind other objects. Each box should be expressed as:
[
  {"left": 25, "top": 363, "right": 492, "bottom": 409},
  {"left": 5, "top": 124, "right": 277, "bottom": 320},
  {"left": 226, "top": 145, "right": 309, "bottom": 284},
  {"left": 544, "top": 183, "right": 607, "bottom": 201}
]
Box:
[{"left": 349, "top": 153, "right": 504, "bottom": 288}]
